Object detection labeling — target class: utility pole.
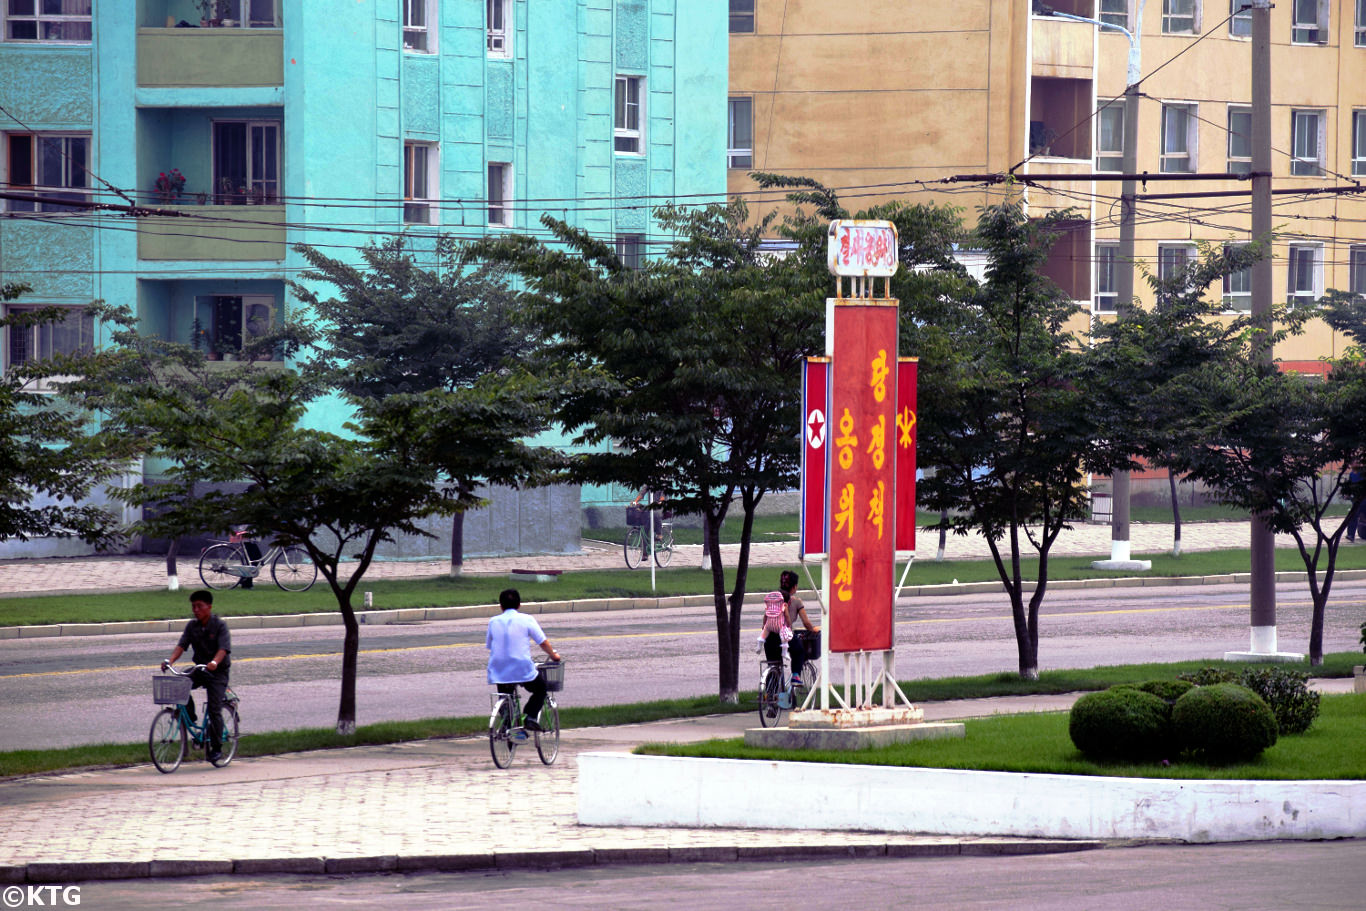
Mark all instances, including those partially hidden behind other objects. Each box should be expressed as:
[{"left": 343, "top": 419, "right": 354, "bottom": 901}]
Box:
[{"left": 1226, "top": 0, "right": 1299, "bottom": 661}]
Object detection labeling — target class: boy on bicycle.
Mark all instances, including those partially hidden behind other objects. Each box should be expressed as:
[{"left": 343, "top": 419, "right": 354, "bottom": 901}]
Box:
[
  {"left": 486, "top": 589, "right": 561, "bottom": 731},
  {"left": 161, "top": 590, "right": 231, "bottom": 762}
]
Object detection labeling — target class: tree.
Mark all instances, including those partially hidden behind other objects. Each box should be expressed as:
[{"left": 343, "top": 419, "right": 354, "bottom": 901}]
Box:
[
  {"left": 905, "top": 203, "right": 1132, "bottom": 679},
  {"left": 290, "top": 236, "right": 542, "bottom": 575},
  {"left": 76, "top": 304, "right": 551, "bottom": 733},
  {"left": 0, "top": 285, "right": 137, "bottom": 547},
  {"left": 1161, "top": 292, "right": 1366, "bottom": 665}
]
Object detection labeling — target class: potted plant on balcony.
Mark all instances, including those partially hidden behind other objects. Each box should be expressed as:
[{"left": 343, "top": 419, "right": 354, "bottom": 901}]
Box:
[
  {"left": 153, "top": 168, "right": 186, "bottom": 204},
  {"left": 197, "top": 0, "right": 228, "bottom": 27},
  {"left": 216, "top": 177, "right": 248, "bottom": 205}
]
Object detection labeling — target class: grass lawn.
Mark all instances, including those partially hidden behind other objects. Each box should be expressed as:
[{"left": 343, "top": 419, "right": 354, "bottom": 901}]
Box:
[
  {"left": 5, "top": 537, "right": 1366, "bottom": 628},
  {"left": 637, "top": 693, "right": 1366, "bottom": 781}
]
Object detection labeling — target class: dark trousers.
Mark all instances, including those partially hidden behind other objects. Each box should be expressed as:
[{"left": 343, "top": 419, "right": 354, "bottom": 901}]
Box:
[
  {"left": 187, "top": 668, "right": 229, "bottom": 751},
  {"left": 498, "top": 677, "right": 547, "bottom": 722},
  {"left": 763, "top": 632, "right": 807, "bottom": 676}
]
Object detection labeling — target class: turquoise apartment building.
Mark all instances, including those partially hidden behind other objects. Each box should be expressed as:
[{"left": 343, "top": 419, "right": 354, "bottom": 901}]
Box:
[{"left": 0, "top": 1, "right": 728, "bottom": 558}]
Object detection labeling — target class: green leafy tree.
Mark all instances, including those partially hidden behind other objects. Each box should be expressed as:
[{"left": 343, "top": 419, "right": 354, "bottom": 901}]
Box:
[
  {"left": 75, "top": 304, "right": 550, "bottom": 733},
  {"left": 290, "top": 237, "right": 543, "bottom": 574},
  {"left": 0, "top": 285, "right": 137, "bottom": 547}
]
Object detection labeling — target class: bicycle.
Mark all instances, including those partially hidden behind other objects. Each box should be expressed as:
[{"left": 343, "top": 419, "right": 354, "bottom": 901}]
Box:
[
  {"left": 488, "top": 660, "right": 563, "bottom": 768},
  {"left": 623, "top": 519, "right": 673, "bottom": 569},
  {"left": 199, "top": 530, "right": 317, "bottom": 592},
  {"left": 149, "top": 663, "right": 240, "bottom": 773},
  {"left": 757, "top": 634, "right": 818, "bottom": 728}
]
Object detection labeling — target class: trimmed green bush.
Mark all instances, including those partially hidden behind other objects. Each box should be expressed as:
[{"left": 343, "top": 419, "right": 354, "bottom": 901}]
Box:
[
  {"left": 1133, "top": 679, "right": 1194, "bottom": 704},
  {"left": 1068, "top": 687, "right": 1172, "bottom": 761},
  {"left": 1171, "top": 683, "right": 1278, "bottom": 763},
  {"left": 1176, "top": 666, "right": 1236, "bottom": 686},
  {"left": 1237, "top": 667, "right": 1320, "bottom": 735}
]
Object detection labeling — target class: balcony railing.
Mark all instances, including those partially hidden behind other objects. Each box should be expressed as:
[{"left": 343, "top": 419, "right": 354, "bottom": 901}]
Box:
[
  {"left": 137, "top": 27, "right": 283, "bottom": 88},
  {"left": 1032, "top": 16, "right": 1094, "bottom": 79},
  {"left": 137, "top": 204, "right": 285, "bottom": 262}
]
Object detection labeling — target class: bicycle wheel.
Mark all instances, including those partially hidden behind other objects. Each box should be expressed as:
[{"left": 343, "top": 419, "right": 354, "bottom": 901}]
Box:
[
  {"left": 652, "top": 526, "right": 674, "bottom": 567},
  {"left": 489, "top": 697, "right": 518, "bottom": 768},
  {"left": 271, "top": 545, "right": 317, "bottom": 592},
  {"left": 534, "top": 699, "right": 560, "bottom": 765},
  {"left": 758, "top": 665, "right": 787, "bottom": 728},
  {"left": 149, "top": 708, "right": 186, "bottom": 774},
  {"left": 199, "top": 543, "right": 247, "bottom": 590},
  {"left": 794, "top": 660, "right": 819, "bottom": 708},
  {"left": 623, "top": 525, "right": 645, "bottom": 569},
  {"left": 211, "top": 703, "right": 240, "bottom": 767}
]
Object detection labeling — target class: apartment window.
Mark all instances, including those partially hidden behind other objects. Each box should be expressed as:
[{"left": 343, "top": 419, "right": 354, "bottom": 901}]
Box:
[
  {"left": 403, "top": 142, "right": 437, "bottom": 225},
  {"left": 614, "top": 75, "right": 643, "bottom": 154},
  {"left": 1357, "top": 0, "right": 1366, "bottom": 46},
  {"left": 1286, "top": 244, "right": 1321, "bottom": 307},
  {"left": 487, "top": 162, "right": 511, "bottom": 226},
  {"left": 1099, "top": 0, "right": 1129, "bottom": 28},
  {"left": 4, "top": 132, "right": 89, "bottom": 213},
  {"left": 1351, "top": 110, "right": 1366, "bottom": 176},
  {"left": 1229, "top": 0, "right": 1251, "bottom": 36},
  {"left": 1096, "top": 103, "right": 1123, "bottom": 172},
  {"left": 727, "top": 97, "right": 753, "bottom": 169},
  {"left": 403, "top": 0, "right": 435, "bottom": 52},
  {"left": 1291, "top": 0, "right": 1327, "bottom": 44},
  {"left": 1160, "top": 103, "right": 1196, "bottom": 173},
  {"left": 208, "top": 295, "right": 274, "bottom": 358},
  {"left": 3, "top": 0, "right": 90, "bottom": 42},
  {"left": 1095, "top": 243, "right": 1118, "bottom": 313},
  {"left": 212, "top": 121, "right": 279, "bottom": 204},
  {"left": 487, "top": 0, "right": 510, "bottom": 57},
  {"left": 3, "top": 304, "right": 93, "bottom": 371},
  {"left": 1227, "top": 105, "right": 1252, "bottom": 176},
  {"left": 1349, "top": 245, "right": 1366, "bottom": 298},
  {"left": 1157, "top": 243, "right": 1195, "bottom": 285},
  {"left": 213, "top": 0, "right": 278, "bottom": 27},
  {"left": 729, "top": 0, "right": 754, "bottom": 33},
  {"left": 1290, "top": 109, "right": 1325, "bottom": 176},
  {"left": 1222, "top": 245, "right": 1252, "bottom": 311},
  {"left": 1162, "top": 0, "right": 1198, "bottom": 34},
  {"left": 615, "top": 234, "right": 644, "bottom": 270}
]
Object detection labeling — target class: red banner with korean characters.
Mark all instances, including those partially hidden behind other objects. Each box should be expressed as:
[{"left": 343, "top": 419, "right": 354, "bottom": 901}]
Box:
[
  {"left": 800, "top": 358, "right": 830, "bottom": 558},
  {"left": 895, "top": 358, "right": 917, "bottom": 555},
  {"left": 827, "top": 302, "right": 898, "bottom": 653}
]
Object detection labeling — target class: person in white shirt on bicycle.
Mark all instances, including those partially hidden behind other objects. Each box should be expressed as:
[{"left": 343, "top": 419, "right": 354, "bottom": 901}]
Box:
[{"left": 486, "top": 588, "right": 561, "bottom": 730}]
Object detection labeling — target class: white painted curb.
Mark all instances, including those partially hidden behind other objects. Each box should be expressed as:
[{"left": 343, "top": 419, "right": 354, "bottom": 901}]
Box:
[{"left": 577, "top": 752, "right": 1366, "bottom": 843}]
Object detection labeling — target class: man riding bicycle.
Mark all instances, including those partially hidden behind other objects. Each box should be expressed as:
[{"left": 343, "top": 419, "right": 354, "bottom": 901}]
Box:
[
  {"left": 486, "top": 588, "right": 561, "bottom": 731},
  {"left": 161, "top": 589, "right": 232, "bottom": 763}
]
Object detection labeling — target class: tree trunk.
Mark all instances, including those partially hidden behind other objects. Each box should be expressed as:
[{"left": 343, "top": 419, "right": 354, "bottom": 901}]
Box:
[
  {"left": 337, "top": 600, "right": 359, "bottom": 735},
  {"left": 935, "top": 509, "right": 948, "bottom": 561},
  {"left": 1168, "top": 471, "right": 1183, "bottom": 556},
  {"left": 449, "top": 510, "right": 464, "bottom": 577},
  {"left": 165, "top": 538, "right": 180, "bottom": 591},
  {"left": 705, "top": 510, "right": 739, "bottom": 703}
]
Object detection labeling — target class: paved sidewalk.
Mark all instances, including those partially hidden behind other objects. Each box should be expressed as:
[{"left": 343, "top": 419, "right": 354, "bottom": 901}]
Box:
[{"left": 0, "top": 520, "right": 1284, "bottom": 598}]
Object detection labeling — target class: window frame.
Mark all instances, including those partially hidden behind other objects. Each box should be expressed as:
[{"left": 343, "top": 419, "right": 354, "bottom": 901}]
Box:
[
  {"left": 212, "top": 1, "right": 280, "bottom": 27},
  {"left": 1290, "top": 0, "right": 1328, "bottom": 45},
  {"left": 1351, "top": 110, "right": 1366, "bottom": 177},
  {"left": 1357, "top": 0, "right": 1366, "bottom": 47},
  {"left": 3, "top": 131, "right": 91, "bottom": 214},
  {"left": 403, "top": 141, "right": 438, "bottom": 225},
  {"left": 1221, "top": 244, "right": 1252, "bottom": 311},
  {"left": 1161, "top": 0, "right": 1199, "bottom": 35},
  {"left": 210, "top": 120, "right": 281, "bottom": 205},
  {"left": 487, "top": 161, "right": 512, "bottom": 227},
  {"left": 2, "top": 303, "right": 94, "bottom": 378},
  {"left": 729, "top": 0, "right": 755, "bottom": 34},
  {"left": 1159, "top": 102, "right": 1197, "bottom": 174},
  {"left": 1290, "top": 109, "right": 1325, "bottom": 177},
  {"left": 1096, "top": 102, "right": 1124, "bottom": 173},
  {"left": 1094, "top": 242, "right": 1118, "bottom": 313},
  {"left": 1226, "top": 104, "right": 1252, "bottom": 176},
  {"left": 615, "top": 234, "right": 644, "bottom": 270},
  {"left": 1099, "top": 0, "right": 1129, "bottom": 29},
  {"left": 403, "top": 0, "right": 437, "bottom": 53},
  {"left": 1286, "top": 243, "right": 1322, "bottom": 307},
  {"left": 1350, "top": 244, "right": 1366, "bottom": 298},
  {"left": 727, "top": 96, "right": 753, "bottom": 169},
  {"left": 1157, "top": 242, "right": 1197, "bottom": 286},
  {"left": 487, "top": 0, "right": 511, "bottom": 58},
  {"left": 2, "top": 0, "right": 91, "bottom": 44},
  {"left": 614, "top": 75, "right": 644, "bottom": 155}
]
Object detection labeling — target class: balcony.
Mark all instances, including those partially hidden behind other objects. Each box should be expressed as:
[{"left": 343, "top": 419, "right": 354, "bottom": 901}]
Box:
[
  {"left": 137, "top": 27, "right": 282, "bottom": 88},
  {"left": 1032, "top": 15, "right": 1094, "bottom": 79},
  {"left": 137, "top": 204, "right": 285, "bottom": 262}
]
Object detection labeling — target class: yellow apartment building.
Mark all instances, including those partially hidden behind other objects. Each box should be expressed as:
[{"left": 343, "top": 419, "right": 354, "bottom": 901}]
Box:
[{"left": 727, "top": 0, "right": 1366, "bottom": 370}]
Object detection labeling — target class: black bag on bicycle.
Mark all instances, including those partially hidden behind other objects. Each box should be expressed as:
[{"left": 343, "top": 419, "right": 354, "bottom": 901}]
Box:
[
  {"left": 795, "top": 628, "right": 821, "bottom": 660},
  {"left": 626, "top": 505, "right": 647, "bottom": 527}
]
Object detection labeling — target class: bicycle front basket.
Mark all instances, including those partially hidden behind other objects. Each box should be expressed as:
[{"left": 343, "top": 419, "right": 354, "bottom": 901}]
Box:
[
  {"left": 152, "top": 675, "right": 192, "bottom": 705},
  {"left": 537, "top": 660, "right": 565, "bottom": 692}
]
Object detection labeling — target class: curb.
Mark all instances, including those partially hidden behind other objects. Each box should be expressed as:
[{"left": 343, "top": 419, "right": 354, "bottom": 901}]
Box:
[
  {"left": 0, "top": 840, "right": 1106, "bottom": 884},
  {"left": 4, "top": 568, "right": 1365, "bottom": 640}
]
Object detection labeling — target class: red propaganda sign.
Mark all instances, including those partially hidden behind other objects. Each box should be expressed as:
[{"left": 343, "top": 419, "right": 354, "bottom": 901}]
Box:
[
  {"left": 827, "top": 220, "right": 898, "bottom": 277},
  {"left": 800, "top": 358, "right": 830, "bottom": 558},
  {"left": 895, "top": 358, "right": 918, "bottom": 554},
  {"left": 827, "top": 302, "right": 898, "bottom": 653}
]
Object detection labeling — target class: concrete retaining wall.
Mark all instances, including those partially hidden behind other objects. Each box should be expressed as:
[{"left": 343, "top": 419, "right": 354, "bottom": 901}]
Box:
[{"left": 577, "top": 752, "right": 1366, "bottom": 843}]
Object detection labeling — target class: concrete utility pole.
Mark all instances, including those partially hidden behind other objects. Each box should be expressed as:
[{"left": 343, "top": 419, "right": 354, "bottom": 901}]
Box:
[{"left": 1226, "top": 0, "right": 1300, "bottom": 662}]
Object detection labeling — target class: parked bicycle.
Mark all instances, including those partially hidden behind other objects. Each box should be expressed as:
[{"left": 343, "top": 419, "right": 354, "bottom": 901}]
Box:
[
  {"left": 623, "top": 510, "right": 673, "bottom": 569},
  {"left": 149, "top": 663, "right": 240, "bottom": 773},
  {"left": 488, "top": 660, "right": 562, "bottom": 768},
  {"left": 757, "top": 633, "right": 818, "bottom": 728},
  {"left": 199, "top": 530, "right": 317, "bottom": 591}
]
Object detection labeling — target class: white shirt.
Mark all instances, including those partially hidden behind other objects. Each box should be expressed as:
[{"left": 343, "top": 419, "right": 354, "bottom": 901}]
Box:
[{"left": 486, "top": 609, "right": 546, "bottom": 684}]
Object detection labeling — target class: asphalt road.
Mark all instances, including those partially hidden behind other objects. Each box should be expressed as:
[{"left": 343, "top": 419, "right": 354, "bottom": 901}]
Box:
[
  {"left": 57, "top": 840, "right": 1366, "bottom": 910},
  {"left": 2, "top": 579, "right": 1363, "bottom": 751}
]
